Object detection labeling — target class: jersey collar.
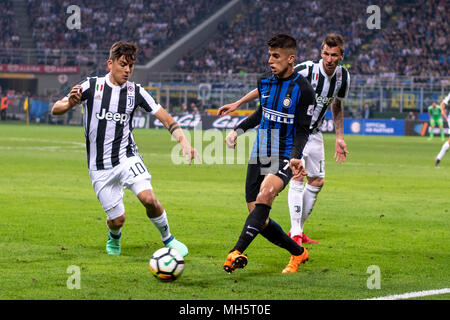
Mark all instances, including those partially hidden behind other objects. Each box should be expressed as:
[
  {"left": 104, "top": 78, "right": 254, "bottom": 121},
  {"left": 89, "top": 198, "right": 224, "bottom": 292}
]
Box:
[
  {"left": 274, "top": 70, "right": 298, "bottom": 82},
  {"left": 319, "top": 59, "right": 338, "bottom": 78},
  {"left": 105, "top": 72, "right": 128, "bottom": 89}
]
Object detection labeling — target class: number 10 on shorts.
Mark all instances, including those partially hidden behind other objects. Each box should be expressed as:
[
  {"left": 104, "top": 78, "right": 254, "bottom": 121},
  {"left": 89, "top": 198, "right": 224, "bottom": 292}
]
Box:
[{"left": 129, "top": 162, "right": 147, "bottom": 178}]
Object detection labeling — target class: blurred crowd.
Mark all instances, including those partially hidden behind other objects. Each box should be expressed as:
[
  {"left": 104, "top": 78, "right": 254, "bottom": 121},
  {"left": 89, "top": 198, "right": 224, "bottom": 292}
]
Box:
[
  {"left": 176, "top": 0, "right": 375, "bottom": 75},
  {"left": 1, "top": 0, "right": 448, "bottom": 78},
  {"left": 26, "top": 0, "right": 228, "bottom": 66},
  {"left": 175, "top": 0, "right": 449, "bottom": 78},
  {"left": 0, "top": 1, "right": 21, "bottom": 63},
  {"left": 355, "top": 0, "right": 449, "bottom": 77}
]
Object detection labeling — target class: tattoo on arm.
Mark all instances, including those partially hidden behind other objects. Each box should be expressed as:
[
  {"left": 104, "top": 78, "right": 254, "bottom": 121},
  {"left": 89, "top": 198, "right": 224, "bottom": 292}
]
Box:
[{"left": 332, "top": 99, "right": 343, "bottom": 135}]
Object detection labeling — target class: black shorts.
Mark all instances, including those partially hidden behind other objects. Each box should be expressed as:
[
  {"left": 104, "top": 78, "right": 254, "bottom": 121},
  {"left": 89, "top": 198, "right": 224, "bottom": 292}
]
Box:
[{"left": 245, "top": 157, "right": 293, "bottom": 203}]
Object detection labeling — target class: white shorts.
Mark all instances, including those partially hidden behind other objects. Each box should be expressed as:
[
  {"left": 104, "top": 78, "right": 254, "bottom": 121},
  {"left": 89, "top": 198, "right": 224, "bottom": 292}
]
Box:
[
  {"left": 302, "top": 132, "right": 325, "bottom": 178},
  {"left": 89, "top": 156, "right": 152, "bottom": 220}
]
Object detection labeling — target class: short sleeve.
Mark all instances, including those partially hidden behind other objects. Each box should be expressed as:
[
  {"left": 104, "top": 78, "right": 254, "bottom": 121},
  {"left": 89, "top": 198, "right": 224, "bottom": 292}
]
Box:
[
  {"left": 136, "top": 84, "right": 161, "bottom": 115},
  {"left": 336, "top": 69, "right": 350, "bottom": 100}
]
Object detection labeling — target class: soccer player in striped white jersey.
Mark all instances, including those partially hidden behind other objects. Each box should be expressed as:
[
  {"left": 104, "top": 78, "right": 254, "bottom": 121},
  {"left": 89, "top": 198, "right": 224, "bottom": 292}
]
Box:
[
  {"left": 51, "top": 42, "right": 199, "bottom": 257},
  {"left": 435, "top": 92, "right": 450, "bottom": 167},
  {"left": 218, "top": 33, "right": 350, "bottom": 246}
]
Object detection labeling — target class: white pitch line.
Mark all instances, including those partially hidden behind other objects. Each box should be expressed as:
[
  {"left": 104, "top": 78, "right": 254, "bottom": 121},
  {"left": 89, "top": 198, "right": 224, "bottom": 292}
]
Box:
[{"left": 364, "top": 288, "right": 450, "bottom": 300}]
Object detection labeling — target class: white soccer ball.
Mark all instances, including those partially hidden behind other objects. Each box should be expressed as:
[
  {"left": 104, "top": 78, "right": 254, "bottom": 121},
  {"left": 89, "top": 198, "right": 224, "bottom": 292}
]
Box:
[{"left": 149, "top": 247, "right": 185, "bottom": 281}]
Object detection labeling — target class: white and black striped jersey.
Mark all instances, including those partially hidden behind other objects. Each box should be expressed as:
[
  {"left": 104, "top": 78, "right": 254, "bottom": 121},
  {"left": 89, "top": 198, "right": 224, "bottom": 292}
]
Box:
[
  {"left": 443, "top": 92, "right": 450, "bottom": 105},
  {"left": 63, "top": 73, "right": 161, "bottom": 170},
  {"left": 294, "top": 59, "right": 350, "bottom": 133}
]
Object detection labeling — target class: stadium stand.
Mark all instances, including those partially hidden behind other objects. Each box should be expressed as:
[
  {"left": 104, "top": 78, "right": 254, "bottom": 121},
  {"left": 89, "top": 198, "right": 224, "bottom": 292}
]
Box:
[
  {"left": 354, "top": 0, "right": 449, "bottom": 77},
  {"left": 1, "top": 0, "right": 446, "bottom": 79},
  {"left": 26, "top": 0, "right": 228, "bottom": 66},
  {"left": 0, "top": 0, "right": 448, "bottom": 122},
  {"left": 174, "top": 0, "right": 449, "bottom": 78},
  {"left": 0, "top": 1, "right": 21, "bottom": 63}
]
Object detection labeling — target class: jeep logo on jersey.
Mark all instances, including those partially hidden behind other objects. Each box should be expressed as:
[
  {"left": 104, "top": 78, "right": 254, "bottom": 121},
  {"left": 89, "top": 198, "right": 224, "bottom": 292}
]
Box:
[
  {"left": 316, "top": 95, "right": 334, "bottom": 106},
  {"left": 96, "top": 109, "right": 129, "bottom": 125}
]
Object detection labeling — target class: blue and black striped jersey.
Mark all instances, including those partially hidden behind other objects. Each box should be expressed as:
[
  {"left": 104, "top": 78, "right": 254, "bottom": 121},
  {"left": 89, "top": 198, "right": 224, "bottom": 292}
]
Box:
[{"left": 237, "top": 72, "right": 315, "bottom": 161}]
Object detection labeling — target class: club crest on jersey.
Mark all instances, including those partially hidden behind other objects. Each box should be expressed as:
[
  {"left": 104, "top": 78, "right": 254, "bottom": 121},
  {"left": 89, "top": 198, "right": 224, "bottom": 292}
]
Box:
[
  {"left": 127, "top": 96, "right": 135, "bottom": 108},
  {"left": 282, "top": 97, "right": 292, "bottom": 108},
  {"left": 127, "top": 85, "right": 135, "bottom": 107}
]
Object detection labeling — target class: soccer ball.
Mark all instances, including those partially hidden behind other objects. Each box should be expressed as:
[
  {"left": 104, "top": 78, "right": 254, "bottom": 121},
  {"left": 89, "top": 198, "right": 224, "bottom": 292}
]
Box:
[{"left": 149, "top": 248, "right": 185, "bottom": 281}]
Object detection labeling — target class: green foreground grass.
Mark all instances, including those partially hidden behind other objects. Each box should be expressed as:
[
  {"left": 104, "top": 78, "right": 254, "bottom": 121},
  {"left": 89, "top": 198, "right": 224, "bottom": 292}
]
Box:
[{"left": 0, "top": 124, "right": 449, "bottom": 300}]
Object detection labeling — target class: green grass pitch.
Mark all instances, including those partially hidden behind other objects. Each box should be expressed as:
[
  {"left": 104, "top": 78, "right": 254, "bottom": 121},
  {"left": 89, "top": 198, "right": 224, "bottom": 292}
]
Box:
[{"left": 0, "top": 123, "right": 449, "bottom": 300}]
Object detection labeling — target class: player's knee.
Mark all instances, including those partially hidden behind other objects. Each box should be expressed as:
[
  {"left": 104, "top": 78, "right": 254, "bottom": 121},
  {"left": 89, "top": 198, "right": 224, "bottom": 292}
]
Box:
[
  {"left": 256, "top": 187, "right": 276, "bottom": 205},
  {"left": 110, "top": 214, "right": 125, "bottom": 228},
  {"left": 141, "top": 194, "right": 160, "bottom": 210},
  {"left": 307, "top": 177, "right": 324, "bottom": 188},
  {"left": 140, "top": 194, "right": 163, "bottom": 217}
]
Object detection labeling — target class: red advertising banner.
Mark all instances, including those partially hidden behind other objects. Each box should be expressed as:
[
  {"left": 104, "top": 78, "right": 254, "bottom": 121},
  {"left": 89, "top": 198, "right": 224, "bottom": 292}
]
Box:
[{"left": 0, "top": 64, "right": 80, "bottom": 74}]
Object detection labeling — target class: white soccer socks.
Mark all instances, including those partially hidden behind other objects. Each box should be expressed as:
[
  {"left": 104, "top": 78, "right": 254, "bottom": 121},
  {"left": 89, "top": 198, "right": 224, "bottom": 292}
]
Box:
[
  {"left": 149, "top": 210, "right": 171, "bottom": 243},
  {"left": 436, "top": 141, "right": 449, "bottom": 160},
  {"left": 288, "top": 180, "right": 304, "bottom": 236},
  {"left": 301, "top": 183, "right": 322, "bottom": 230}
]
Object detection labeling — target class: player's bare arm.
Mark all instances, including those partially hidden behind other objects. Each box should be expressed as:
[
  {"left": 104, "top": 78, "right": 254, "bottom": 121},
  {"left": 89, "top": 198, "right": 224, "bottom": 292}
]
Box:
[
  {"left": 217, "top": 89, "right": 259, "bottom": 116},
  {"left": 440, "top": 101, "right": 448, "bottom": 121},
  {"left": 51, "top": 85, "right": 82, "bottom": 115},
  {"left": 154, "top": 108, "right": 200, "bottom": 164},
  {"left": 331, "top": 98, "right": 348, "bottom": 163}
]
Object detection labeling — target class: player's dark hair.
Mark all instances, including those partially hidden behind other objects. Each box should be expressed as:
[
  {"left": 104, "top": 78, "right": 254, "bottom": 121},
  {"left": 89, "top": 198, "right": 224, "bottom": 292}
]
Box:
[
  {"left": 321, "top": 33, "right": 345, "bottom": 55},
  {"left": 109, "top": 41, "right": 138, "bottom": 63},
  {"left": 267, "top": 34, "right": 297, "bottom": 52}
]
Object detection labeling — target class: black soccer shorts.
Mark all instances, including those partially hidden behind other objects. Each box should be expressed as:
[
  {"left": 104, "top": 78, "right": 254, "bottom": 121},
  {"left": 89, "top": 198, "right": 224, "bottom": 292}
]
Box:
[{"left": 245, "top": 157, "right": 293, "bottom": 203}]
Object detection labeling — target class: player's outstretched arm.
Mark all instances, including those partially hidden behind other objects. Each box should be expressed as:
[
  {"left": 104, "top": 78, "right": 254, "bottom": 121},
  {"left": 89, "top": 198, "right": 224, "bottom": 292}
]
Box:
[
  {"left": 51, "top": 85, "right": 82, "bottom": 115},
  {"left": 440, "top": 101, "right": 448, "bottom": 121},
  {"left": 225, "top": 105, "right": 263, "bottom": 148},
  {"left": 217, "top": 89, "right": 259, "bottom": 116},
  {"left": 154, "top": 108, "right": 200, "bottom": 164},
  {"left": 331, "top": 98, "right": 348, "bottom": 163}
]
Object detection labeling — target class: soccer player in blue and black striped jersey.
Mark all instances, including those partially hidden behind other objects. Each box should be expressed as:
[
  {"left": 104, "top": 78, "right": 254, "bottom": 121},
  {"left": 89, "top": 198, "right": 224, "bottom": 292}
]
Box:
[
  {"left": 223, "top": 34, "right": 316, "bottom": 274},
  {"left": 220, "top": 33, "right": 350, "bottom": 246}
]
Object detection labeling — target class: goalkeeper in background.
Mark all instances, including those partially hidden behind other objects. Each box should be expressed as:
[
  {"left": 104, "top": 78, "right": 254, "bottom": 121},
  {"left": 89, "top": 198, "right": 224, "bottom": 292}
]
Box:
[{"left": 428, "top": 101, "right": 445, "bottom": 141}]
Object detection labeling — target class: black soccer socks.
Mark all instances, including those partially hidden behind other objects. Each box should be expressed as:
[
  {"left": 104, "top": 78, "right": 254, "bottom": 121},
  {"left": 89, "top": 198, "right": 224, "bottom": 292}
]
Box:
[
  {"left": 233, "top": 203, "right": 271, "bottom": 253},
  {"left": 260, "top": 219, "right": 304, "bottom": 256}
]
